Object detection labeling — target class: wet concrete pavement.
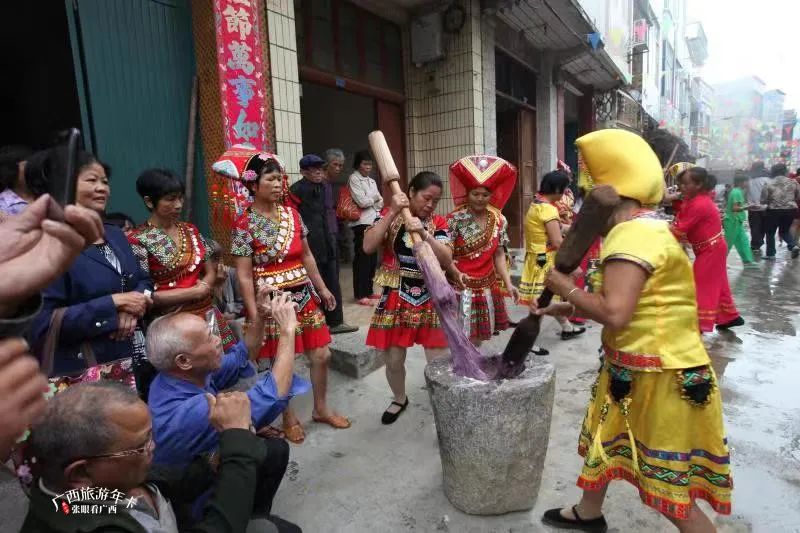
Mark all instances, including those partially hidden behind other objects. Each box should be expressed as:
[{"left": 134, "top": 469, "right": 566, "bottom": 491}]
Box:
[{"left": 1, "top": 254, "right": 799, "bottom": 532}]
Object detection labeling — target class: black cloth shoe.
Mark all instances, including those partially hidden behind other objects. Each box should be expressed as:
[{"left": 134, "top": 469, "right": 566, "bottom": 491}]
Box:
[
  {"left": 530, "top": 346, "right": 550, "bottom": 356},
  {"left": 268, "top": 515, "right": 303, "bottom": 533},
  {"left": 716, "top": 316, "right": 745, "bottom": 330},
  {"left": 381, "top": 397, "right": 409, "bottom": 425},
  {"left": 561, "top": 327, "right": 586, "bottom": 340},
  {"left": 329, "top": 323, "right": 358, "bottom": 334},
  {"left": 542, "top": 506, "right": 608, "bottom": 532}
]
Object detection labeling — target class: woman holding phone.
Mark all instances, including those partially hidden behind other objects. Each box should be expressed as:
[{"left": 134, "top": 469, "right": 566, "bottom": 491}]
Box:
[{"left": 29, "top": 146, "right": 153, "bottom": 395}]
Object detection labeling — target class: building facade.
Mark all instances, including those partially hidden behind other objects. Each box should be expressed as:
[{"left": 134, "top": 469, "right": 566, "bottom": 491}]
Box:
[{"left": 3, "top": 0, "right": 715, "bottom": 248}]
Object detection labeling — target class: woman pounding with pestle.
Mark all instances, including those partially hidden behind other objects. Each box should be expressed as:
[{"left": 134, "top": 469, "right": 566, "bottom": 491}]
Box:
[
  {"left": 534, "top": 130, "right": 731, "bottom": 532},
  {"left": 363, "top": 171, "right": 453, "bottom": 425}
]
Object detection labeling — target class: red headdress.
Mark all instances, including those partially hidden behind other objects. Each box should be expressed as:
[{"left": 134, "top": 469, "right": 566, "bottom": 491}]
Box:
[
  {"left": 448, "top": 155, "right": 517, "bottom": 209},
  {"left": 211, "top": 144, "right": 289, "bottom": 228}
]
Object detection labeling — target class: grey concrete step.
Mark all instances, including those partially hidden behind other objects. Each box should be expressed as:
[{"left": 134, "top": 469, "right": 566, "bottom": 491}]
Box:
[{"left": 328, "top": 327, "right": 385, "bottom": 379}]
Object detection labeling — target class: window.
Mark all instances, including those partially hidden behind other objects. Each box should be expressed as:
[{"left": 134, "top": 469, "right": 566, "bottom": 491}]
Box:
[
  {"left": 495, "top": 49, "right": 536, "bottom": 105},
  {"left": 295, "top": 0, "right": 404, "bottom": 92}
]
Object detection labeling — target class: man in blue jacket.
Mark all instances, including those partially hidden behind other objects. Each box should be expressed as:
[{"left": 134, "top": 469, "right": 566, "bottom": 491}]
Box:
[{"left": 147, "top": 288, "right": 309, "bottom": 517}]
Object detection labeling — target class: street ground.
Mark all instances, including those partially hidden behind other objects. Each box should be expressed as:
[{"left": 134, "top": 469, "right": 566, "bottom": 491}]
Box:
[{"left": 2, "top": 251, "right": 799, "bottom": 532}]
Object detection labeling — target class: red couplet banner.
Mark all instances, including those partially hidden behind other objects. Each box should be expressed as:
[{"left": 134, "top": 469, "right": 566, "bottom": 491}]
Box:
[{"left": 214, "top": 0, "right": 269, "bottom": 151}]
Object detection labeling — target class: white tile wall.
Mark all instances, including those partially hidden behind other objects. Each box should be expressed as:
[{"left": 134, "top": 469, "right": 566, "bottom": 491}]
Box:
[
  {"left": 266, "top": 2, "right": 302, "bottom": 182},
  {"left": 404, "top": 0, "right": 485, "bottom": 214}
]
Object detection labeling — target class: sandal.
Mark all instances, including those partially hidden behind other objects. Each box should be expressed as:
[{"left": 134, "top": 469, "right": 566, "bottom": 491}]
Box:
[
  {"left": 541, "top": 505, "right": 607, "bottom": 532},
  {"left": 381, "top": 397, "right": 409, "bottom": 425},
  {"left": 312, "top": 413, "right": 352, "bottom": 429},
  {"left": 283, "top": 423, "right": 305, "bottom": 444}
]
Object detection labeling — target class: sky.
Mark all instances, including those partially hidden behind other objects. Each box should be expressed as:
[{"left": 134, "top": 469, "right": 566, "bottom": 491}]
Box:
[{"left": 689, "top": 0, "right": 800, "bottom": 108}]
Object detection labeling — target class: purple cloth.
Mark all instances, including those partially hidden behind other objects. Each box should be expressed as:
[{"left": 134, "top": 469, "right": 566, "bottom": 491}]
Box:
[
  {"left": 413, "top": 241, "right": 488, "bottom": 380},
  {"left": 0, "top": 189, "right": 28, "bottom": 216},
  {"left": 324, "top": 181, "right": 338, "bottom": 236}
]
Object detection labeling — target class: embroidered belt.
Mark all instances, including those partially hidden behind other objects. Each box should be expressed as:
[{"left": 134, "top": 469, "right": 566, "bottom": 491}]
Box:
[
  {"left": 463, "top": 271, "right": 497, "bottom": 290},
  {"left": 255, "top": 265, "right": 308, "bottom": 288},
  {"left": 602, "top": 345, "right": 663, "bottom": 371},
  {"left": 373, "top": 266, "right": 424, "bottom": 289},
  {"left": 692, "top": 232, "right": 724, "bottom": 254}
]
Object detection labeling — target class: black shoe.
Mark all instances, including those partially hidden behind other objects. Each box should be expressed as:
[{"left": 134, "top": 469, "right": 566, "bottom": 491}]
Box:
[
  {"left": 716, "top": 316, "right": 745, "bottom": 330},
  {"left": 792, "top": 247, "right": 799, "bottom": 259},
  {"left": 269, "top": 515, "right": 303, "bottom": 533},
  {"left": 561, "top": 327, "right": 586, "bottom": 340},
  {"left": 542, "top": 506, "right": 608, "bottom": 532},
  {"left": 329, "top": 323, "right": 359, "bottom": 334},
  {"left": 381, "top": 397, "right": 409, "bottom": 425},
  {"left": 530, "top": 346, "right": 550, "bottom": 356}
]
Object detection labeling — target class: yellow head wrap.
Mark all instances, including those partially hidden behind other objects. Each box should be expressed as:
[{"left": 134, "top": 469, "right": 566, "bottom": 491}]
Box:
[
  {"left": 667, "top": 162, "right": 696, "bottom": 181},
  {"left": 575, "top": 129, "right": 664, "bottom": 205}
]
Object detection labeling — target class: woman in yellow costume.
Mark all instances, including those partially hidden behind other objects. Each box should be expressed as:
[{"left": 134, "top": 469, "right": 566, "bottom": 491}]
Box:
[
  {"left": 534, "top": 130, "right": 731, "bottom": 533},
  {"left": 519, "top": 171, "right": 586, "bottom": 353}
]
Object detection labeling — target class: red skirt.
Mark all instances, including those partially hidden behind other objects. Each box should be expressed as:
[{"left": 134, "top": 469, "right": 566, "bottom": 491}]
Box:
[
  {"left": 694, "top": 240, "right": 739, "bottom": 332},
  {"left": 257, "top": 284, "right": 331, "bottom": 358},
  {"left": 366, "top": 288, "right": 448, "bottom": 350},
  {"left": 460, "top": 284, "right": 509, "bottom": 341}
]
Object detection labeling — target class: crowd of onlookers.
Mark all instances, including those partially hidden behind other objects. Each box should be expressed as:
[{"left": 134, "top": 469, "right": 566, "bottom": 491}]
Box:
[{"left": 0, "top": 139, "right": 393, "bottom": 532}]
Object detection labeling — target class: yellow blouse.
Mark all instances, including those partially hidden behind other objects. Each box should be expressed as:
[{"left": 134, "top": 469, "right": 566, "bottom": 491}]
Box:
[
  {"left": 524, "top": 202, "right": 560, "bottom": 254},
  {"left": 599, "top": 217, "right": 709, "bottom": 371}
]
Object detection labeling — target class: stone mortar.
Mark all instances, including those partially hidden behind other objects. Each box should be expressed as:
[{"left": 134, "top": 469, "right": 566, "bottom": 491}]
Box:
[{"left": 424, "top": 356, "right": 556, "bottom": 515}]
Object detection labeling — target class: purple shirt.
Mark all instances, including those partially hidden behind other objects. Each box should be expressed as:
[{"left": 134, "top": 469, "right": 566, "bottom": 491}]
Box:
[{"left": 0, "top": 189, "right": 28, "bottom": 216}]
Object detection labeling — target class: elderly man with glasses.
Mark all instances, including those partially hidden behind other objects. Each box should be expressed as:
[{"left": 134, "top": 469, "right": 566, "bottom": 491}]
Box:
[{"left": 22, "top": 380, "right": 298, "bottom": 532}]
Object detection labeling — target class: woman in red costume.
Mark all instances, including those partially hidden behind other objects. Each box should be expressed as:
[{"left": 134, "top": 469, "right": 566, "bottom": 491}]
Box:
[
  {"left": 222, "top": 148, "right": 349, "bottom": 443},
  {"left": 128, "top": 169, "right": 235, "bottom": 350},
  {"left": 363, "top": 171, "right": 453, "bottom": 425},
  {"left": 446, "top": 155, "right": 519, "bottom": 344},
  {"left": 671, "top": 165, "right": 745, "bottom": 332}
]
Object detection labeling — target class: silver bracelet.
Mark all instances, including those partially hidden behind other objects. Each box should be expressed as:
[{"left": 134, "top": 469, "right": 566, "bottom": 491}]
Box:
[{"left": 565, "top": 287, "right": 580, "bottom": 301}]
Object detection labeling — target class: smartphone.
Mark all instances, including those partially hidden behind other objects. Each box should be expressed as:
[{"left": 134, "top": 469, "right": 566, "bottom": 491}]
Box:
[{"left": 48, "top": 128, "right": 82, "bottom": 207}]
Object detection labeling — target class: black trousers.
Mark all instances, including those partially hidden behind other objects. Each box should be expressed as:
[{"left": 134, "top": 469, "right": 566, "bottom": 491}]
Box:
[
  {"left": 748, "top": 210, "right": 765, "bottom": 250},
  {"left": 764, "top": 209, "right": 797, "bottom": 257},
  {"left": 253, "top": 437, "right": 290, "bottom": 516},
  {"left": 352, "top": 224, "right": 377, "bottom": 299},
  {"left": 316, "top": 249, "right": 344, "bottom": 327}
]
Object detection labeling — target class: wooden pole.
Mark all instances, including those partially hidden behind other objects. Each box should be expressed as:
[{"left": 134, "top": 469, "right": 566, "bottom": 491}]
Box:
[
  {"left": 368, "top": 130, "right": 423, "bottom": 244},
  {"left": 184, "top": 75, "right": 199, "bottom": 221}
]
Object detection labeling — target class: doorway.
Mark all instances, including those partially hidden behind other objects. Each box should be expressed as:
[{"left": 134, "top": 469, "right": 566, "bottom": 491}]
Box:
[
  {"left": 497, "top": 97, "right": 537, "bottom": 248},
  {"left": 0, "top": 2, "right": 81, "bottom": 148}
]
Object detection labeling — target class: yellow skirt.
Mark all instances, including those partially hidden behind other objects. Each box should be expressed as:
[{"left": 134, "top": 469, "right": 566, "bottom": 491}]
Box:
[
  {"left": 577, "top": 361, "right": 732, "bottom": 520},
  {"left": 519, "top": 250, "right": 555, "bottom": 304}
]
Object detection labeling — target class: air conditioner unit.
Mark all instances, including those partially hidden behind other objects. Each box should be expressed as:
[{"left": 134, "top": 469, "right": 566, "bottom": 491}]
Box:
[{"left": 411, "top": 12, "right": 444, "bottom": 65}]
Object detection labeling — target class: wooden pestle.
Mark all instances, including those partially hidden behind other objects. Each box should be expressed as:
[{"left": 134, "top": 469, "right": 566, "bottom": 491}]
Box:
[
  {"left": 496, "top": 185, "right": 620, "bottom": 379},
  {"left": 368, "top": 131, "right": 422, "bottom": 244}
]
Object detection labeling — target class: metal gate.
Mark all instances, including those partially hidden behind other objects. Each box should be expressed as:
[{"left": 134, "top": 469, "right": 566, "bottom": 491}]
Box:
[{"left": 66, "top": 0, "right": 205, "bottom": 227}]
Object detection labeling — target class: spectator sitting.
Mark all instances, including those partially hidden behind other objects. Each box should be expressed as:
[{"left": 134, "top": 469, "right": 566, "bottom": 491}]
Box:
[
  {"left": 146, "top": 288, "right": 308, "bottom": 515},
  {"left": 0, "top": 145, "right": 35, "bottom": 216},
  {"left": 22, "top": 381, "right": 294, "bottom": 532}
]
